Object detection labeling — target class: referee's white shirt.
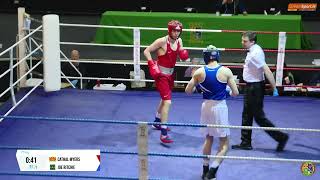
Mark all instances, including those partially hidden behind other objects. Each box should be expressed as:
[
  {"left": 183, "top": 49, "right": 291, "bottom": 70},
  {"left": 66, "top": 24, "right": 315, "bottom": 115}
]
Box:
[{"left": 243, "top": 44, "right": 266, "bottom": 82}]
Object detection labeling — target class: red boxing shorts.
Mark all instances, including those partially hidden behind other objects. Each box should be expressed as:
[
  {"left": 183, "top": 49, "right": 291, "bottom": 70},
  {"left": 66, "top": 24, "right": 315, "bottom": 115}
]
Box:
[{"left": 155, "top": 74, "right": 174, "bottom": 100}]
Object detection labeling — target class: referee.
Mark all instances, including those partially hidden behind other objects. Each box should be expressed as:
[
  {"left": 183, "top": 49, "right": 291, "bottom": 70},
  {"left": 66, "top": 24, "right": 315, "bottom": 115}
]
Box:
[{"left": 232, "top": 31, "right": 289, "bottom": 152}]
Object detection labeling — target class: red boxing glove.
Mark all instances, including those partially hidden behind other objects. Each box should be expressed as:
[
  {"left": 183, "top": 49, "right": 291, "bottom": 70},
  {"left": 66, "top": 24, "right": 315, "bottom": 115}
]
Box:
[
  {"left": 148, "top": 60, "right": 161, "bottom": 79},
  {"left": 179, "top": 49, "right": 189, "bottom": 61}
]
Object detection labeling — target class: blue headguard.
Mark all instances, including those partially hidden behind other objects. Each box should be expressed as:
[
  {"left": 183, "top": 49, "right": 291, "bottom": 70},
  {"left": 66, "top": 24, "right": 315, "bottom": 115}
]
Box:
[{"left": 203, "top": 45, "right": 220, "bottom": 64}]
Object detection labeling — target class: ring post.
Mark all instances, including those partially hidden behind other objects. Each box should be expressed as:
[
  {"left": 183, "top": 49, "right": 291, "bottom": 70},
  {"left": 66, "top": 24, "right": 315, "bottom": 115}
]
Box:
[
  {"left": 43, "top": 15, "right": 61, "bottom": 92},
  {"left": 17, "top": 7, "right": 27, "bottom": 88},
  {"left": 137, "top": 122, "right": 148, "bottom": 180}
]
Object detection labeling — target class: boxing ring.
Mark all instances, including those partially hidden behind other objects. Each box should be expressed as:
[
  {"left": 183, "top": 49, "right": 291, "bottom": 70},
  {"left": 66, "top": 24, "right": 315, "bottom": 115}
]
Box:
[{"left": 0, "top": 8, "right": 319, "bottom": 180}]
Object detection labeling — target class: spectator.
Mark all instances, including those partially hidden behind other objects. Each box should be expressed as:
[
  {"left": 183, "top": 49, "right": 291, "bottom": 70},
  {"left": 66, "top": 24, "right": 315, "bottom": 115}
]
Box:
[
  {"left": 310, "top": 71, "right": 320, "bottom": 87},
  {"left": 263, "top": 0, "right": 281, "bottom": 15},
  {"left": 184, "top": 58, "right": 201, "bottom": 78},
  {"left": 216, "top": 0, "right": 248, "bottom": 15},
  {"left": 296, "top": 72, "right": 320, "bottom": 94},
  {"left": 61, "top": 49, "right": 87, "bottom": 89},
  {"left": 273, "top": 63, "right": 295, "bottom": 85}
]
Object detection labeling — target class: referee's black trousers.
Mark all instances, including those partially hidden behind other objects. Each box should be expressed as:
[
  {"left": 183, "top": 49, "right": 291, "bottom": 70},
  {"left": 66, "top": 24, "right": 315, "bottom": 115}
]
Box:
[{"left": 241, "top": 81, "right": 287, "bottom": 144}]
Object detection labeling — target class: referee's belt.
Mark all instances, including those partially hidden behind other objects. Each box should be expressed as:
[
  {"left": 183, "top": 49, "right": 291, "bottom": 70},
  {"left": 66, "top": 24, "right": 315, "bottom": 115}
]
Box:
[{"left": 245, "top": 81, "right": 264, "bottom": 85}]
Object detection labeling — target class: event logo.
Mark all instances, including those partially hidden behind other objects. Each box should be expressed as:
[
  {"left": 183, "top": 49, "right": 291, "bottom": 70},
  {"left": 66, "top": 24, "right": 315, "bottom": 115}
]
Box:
[
  {"left": 189, "top": 23, "right": 204, "bottom": 45},
  {"left": 301, "top": 161, "right": 316, "bottom": 176}
]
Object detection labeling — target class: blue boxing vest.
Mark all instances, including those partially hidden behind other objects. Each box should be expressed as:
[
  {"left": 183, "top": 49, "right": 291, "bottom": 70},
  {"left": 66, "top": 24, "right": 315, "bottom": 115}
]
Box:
[{"left": 199, "top": 66, "right": 227, "bottom": 100}]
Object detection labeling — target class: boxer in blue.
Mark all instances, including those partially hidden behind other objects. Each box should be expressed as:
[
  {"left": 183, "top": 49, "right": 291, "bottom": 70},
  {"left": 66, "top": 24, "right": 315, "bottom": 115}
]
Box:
[{"left": 186, "top": 45, "right": 239, "bottom": 180}]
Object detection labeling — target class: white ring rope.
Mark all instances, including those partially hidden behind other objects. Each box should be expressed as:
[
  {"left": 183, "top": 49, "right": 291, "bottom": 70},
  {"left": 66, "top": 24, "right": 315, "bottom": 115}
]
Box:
[
  {"left": 0, "top": 25, "right": 42, "bottom": 57},
  {"left": 60, "top": 23, "right": 223, "bottom": 33},
  {"left": 60, "top": 42, "right": 139, "bottom": 48},
  {"left": 0, "top": 45, "right": 43, "bottom": 79},
  {"left": 0, "top": 80, "right": 43, "bottom": 122},
  {"left": 63, "top": 76, "right": 192, "bottom": 84},
  {"left": 60, "top": 59, "right": 249, "bottom": 68},
  {"left": 61, "top": 59, "right": 318, "bottom": 68},
  {"left": 60, "top": 41, "right": 224, "bottom": 51},
  {"left": 0, "top": 60, "right": 42, "bottom": 99}
]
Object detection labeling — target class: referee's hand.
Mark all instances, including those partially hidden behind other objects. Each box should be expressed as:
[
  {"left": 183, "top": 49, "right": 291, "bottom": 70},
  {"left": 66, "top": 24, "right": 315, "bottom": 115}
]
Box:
[{"left": 273, "top": 88, "right": 279, "bottom": 96}]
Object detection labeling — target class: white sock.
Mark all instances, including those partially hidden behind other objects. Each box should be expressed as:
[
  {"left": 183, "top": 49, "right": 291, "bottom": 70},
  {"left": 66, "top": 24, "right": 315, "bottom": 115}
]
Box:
[
  {"left": 210, "top": 161, "right": 219, "bottom": 168},
  {"left": 203, "top": 158, "right": 210, "bottom": 166},
  {"left": 161, "top": 125, "right": 167, "bottom": 129},
  {"left": 156, "top": 112, "right": 161, "bottom": 119}
]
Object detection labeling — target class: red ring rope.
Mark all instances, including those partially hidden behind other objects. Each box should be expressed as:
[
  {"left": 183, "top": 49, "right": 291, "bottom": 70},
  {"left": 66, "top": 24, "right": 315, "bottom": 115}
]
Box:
[
  {"left": 221, "top": 30, "right": 320, "bottom": 35},
  {"left": 224, "top": 48, "right": 320, "bottom": 53},
  {"left": 226, "top": 66, "right": 320, "bottom": 71}
]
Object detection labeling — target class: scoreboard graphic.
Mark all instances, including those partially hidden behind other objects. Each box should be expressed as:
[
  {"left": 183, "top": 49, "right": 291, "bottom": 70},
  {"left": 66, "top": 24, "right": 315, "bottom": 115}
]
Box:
[{"left": 16, "top": 150, "right": 100, "bottom": 171}]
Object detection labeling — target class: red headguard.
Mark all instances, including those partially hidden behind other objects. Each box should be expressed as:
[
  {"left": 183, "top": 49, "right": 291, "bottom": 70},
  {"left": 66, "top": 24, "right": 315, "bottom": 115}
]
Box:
[{"left": 167, "top": 20, "right": 183, "bottom": 39}]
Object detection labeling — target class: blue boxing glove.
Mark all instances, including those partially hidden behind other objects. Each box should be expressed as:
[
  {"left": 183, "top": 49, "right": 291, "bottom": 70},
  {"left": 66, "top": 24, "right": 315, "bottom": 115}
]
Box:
[
  {"left": 273, "top": 88, "right": 279, "bottom": 96},
  {"left": 226, "top": 89, "right": 231, "bottom": 98},
  {"left": 226, "top": 85, "right": 232, "bottom": 98},
  {"left": 194, "top": 84, "right": 203, "bottom": 93},
  {"left": 195, "top": 84, "right": 202, "bottom": 93}
]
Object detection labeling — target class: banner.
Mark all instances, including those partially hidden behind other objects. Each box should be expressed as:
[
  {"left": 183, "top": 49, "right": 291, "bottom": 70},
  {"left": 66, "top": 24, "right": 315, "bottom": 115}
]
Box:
[{"left": 288, "top": 3, "right": 317, "bottom": 11}]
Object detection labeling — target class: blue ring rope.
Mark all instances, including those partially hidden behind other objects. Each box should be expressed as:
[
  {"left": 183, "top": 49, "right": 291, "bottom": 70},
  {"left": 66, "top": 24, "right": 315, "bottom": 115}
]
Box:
[
  {"left": 2, "top": 115, "right": 320, "bottom": 132},
  {"left": 0, "top": 145, "right": 319, "bottom": 164},
  {"left": 0, "top": 115, "right": 207, "bottom": 127},
  {"left": 0, "top": 172, "right": 174, "bottom": 180}
]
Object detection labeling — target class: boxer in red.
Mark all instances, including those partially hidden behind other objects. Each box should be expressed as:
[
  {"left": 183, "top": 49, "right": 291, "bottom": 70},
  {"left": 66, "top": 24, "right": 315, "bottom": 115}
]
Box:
[{"left": 144, "top": 20, "right": 189, "bottom": 143}]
